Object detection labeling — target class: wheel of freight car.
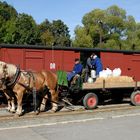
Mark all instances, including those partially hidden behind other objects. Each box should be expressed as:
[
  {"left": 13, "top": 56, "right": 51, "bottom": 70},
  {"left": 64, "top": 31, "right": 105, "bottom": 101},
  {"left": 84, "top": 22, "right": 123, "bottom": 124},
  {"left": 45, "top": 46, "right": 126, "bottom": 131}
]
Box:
[
  {"left": 83, "top": 93, "right": 98, "bottom": 109},
  {"left": 130, "top": 90, "right": 140, "bottom": 106}
]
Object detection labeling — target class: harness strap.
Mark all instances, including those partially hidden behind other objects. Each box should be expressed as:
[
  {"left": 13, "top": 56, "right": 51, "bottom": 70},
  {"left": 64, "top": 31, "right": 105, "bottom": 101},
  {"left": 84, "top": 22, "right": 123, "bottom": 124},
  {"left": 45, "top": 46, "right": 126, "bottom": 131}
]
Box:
[
  {"left": 30, "top": 72, "right": 37, "bottom": 113},
  {"left": 7, "top": 65, "right": 21, "bottom": 87},
  {"left": 18, "top": 71, "right": 37, "bottom": 112},
  {"left": 17, "top": 82, "right": 32, "bottom": 92}
]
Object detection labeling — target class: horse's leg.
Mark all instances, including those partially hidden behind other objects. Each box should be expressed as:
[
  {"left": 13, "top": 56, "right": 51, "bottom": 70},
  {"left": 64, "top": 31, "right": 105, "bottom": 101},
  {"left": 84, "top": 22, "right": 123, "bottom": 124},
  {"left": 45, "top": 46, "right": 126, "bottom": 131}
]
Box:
[
  {"left": 3, "top": 91, "right": 12, "bottom": 112},
  {"left": 50, "top": 89, "right": 58, "bottom": 112},
  {"left": 7, "top": 90, "right": 16, "bottom": 113},
  {"left": 10, "top": 96, "right": 16, "bottom": 113},
  {"left": 4, "top": 91, "right": 16, "bottom": 113},
  {"left": 7, "top": 99, "right": 11, "bottom": 111},
  {"left": 15, "top": 91, "right": 23, "bottom": 116},
  {"left": 40, "top": 94, "right": 48, "bottom": 112}
]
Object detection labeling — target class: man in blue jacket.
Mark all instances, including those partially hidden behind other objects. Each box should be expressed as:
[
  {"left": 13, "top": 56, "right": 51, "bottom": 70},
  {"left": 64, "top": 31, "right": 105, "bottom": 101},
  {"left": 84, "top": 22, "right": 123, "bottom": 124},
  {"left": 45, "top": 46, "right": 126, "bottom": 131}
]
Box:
[
  {"left": 67, "top": 58, "right": 83, "bottom": 82},
  {"left": 91, "top": 53, "right": 103, "bottom": 76},
  {"left": 85, "top": 53, "right": 103, "bottom": 82}
]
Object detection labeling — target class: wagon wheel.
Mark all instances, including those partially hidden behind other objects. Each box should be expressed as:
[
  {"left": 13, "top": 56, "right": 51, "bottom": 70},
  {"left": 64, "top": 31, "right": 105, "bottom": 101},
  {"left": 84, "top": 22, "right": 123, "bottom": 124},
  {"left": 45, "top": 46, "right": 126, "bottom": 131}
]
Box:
[
  {"left": 83, "top": 93, "right": 98, "bottom": 109},
  {"left": 130, "top": 90, "right": 140, "bottom": 106}
]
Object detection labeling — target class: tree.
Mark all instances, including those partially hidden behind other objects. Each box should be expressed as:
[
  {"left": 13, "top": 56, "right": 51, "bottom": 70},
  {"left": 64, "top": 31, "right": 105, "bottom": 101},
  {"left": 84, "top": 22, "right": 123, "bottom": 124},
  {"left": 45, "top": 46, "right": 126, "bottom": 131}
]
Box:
[
  {"left": 41, "top": 30, "right": 54, "bottom": 46},
  {"left": 0, "top": 2, "right": 71, "bottom": 46},
  {"left": 13, "top": 13, "right": 40, "bottom": 44},
  {"left": 0, "top": 1, "right": 17, "bottom": 43},
  {"left": 82, "top": 9, "right": 107, "bottom": 47},
  {"left": 2, "top": 18, "right": 17, "bottom": 43},
  {"left": 38, "top": 19, "right": 54, "bottom": 46},
  {"left": 38, "top": 19, "right": 71, "bottom": 47},
  {"left": 51, "top": 20, "right": 71, "bottom": 47},
  {"left": 0, "top": 1, "right": 17, "bottom": 21},
  {"left": 38, "top": 19, "right": 51, "bottom": 33},
  {"left": 73, "top": 26, "right": 93, "bottom": 48},
  {"left": 73, "top": 5, "right": 140, "bottom": 50}
]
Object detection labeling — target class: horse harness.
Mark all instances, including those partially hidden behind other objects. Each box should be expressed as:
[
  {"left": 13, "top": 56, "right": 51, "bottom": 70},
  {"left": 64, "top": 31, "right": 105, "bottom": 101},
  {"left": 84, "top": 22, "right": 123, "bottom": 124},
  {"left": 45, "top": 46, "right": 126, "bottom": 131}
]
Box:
[
  {"left": 0, "top": 66, "right": 37, "bottom": 112},
  {"left": 0, "top": 65, "right": 75, "bottom": 112}
]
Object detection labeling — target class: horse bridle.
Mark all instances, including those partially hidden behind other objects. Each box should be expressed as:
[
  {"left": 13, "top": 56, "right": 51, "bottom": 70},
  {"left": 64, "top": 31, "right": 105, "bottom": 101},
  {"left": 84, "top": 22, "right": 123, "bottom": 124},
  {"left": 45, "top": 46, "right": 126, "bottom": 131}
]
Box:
[{"left": 0, "top": 65, "right": 21, "bottom": 89}]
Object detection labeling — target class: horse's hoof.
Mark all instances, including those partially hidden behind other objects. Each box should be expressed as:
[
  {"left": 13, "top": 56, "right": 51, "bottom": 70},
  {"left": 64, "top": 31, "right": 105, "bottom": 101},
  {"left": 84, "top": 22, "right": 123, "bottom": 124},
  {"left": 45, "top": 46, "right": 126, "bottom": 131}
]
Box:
[
  {"left": 51, "top": 105, "right": 58, "bottom": 112},
  {"left": 15, "top": 112, "right": 23, "bottom": 117},
  {"left": 7, "top": 107, "right": 11, "bottom": 112},
  {"left": 40, "top": 109, "right": 45, "bottom": 112},
  {"left": 34, "top": 109, "right": 40, "bottom": 115},
  {"left": 10, "top": 109, "right": 16, "bottom": 113},
  {"left": 14, "top": 113, "right": 20, "bottom": 117},
  {"left": 49, "top": 110, "right": 55, "bottom": 113},
  {"left": 6, "top": 109, "right": 10, "bottom": 112},
  {"left": 51, "top": 107, "right": 58, "bottom": 113},
  {"left": 39, "top": 106, "right": 45, "bottom": 112},
  {"left": 35, "top": 111, "right": 40, "bottom": 115}
]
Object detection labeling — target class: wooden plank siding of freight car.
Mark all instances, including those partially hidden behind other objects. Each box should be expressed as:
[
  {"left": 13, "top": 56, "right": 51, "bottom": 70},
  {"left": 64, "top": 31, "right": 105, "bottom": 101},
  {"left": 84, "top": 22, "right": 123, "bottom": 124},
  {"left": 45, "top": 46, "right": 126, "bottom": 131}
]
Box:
[
  {"left": 0, "top": 47, "right": 80, "bottom": 72},
  {"left": 25, "top": 49, "right": 45, "bottom": 71},
  {"left": 1, "top": 48, "right": 24, "bottom": 68},
  {"left": 100, "top": 52, "right": 140, "bottom": 81},
  {"left": 44, "top": 50, "right": 80, "bottom": 72}
]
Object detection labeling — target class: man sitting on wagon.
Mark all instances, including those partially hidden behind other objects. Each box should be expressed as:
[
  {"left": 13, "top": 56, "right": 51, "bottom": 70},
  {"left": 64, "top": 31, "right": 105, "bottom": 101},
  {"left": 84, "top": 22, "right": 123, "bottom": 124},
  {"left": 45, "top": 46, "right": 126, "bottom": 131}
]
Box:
[{"left": 67, "top": 58, "right": 83, "bottom": 82}]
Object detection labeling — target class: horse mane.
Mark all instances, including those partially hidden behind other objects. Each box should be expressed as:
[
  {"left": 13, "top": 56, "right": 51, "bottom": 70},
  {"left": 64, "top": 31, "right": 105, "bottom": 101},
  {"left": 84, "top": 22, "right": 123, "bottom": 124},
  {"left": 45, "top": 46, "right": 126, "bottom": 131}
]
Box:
[
  {"left": 0, "top": 61, "right": 17, "bottom": 78},
  {"left": 6, "top": 63, "right": 17, "bottom": 78}
]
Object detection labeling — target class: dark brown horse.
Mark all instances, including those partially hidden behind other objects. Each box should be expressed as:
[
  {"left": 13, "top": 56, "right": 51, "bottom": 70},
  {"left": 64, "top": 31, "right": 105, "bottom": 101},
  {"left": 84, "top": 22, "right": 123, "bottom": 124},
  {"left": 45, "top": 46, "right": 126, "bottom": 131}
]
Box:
[{"left": 0, "top": 61, "right": 58, "bottom": 116}]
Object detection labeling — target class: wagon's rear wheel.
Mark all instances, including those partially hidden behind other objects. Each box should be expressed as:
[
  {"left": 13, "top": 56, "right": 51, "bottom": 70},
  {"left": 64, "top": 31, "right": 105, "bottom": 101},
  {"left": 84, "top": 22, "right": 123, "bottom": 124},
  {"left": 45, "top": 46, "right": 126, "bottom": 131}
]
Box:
[
  {"left": 130, "top": 90, "right": 140, "bottom": 106},
  {"left": 83, "top": 93, "right": 98, "bottom": 109}
]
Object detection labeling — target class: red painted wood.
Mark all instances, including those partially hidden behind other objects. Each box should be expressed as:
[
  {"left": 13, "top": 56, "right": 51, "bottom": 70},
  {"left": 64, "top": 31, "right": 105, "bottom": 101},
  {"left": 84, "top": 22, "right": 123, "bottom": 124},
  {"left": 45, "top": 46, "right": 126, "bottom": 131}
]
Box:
[
  {"left": 1, "top": 48, "right": 24, "bottom": 69},
  {"left": 100, "top": 52, "right": 140, "bottom": 81},
  {"left": 0, "top": 47, "right": 139, "bottom": 80},
  {"left": 25, "top": 49, "right": 45, "bottom": 71}
]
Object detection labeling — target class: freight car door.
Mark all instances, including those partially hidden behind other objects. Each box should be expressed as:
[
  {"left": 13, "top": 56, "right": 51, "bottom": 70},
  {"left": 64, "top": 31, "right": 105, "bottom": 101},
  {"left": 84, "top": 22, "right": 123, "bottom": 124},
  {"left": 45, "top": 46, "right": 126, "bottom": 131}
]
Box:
[{"left": 25, "top": 50, "right": 45, "bottom": 71}]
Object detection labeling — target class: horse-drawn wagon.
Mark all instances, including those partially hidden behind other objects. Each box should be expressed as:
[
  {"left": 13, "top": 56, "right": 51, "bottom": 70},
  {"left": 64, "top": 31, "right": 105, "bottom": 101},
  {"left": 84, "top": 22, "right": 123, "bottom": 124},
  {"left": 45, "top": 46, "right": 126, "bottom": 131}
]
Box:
[
  {"left": 0, "top": 61, "right": 140, "bottom": 116},
  {"left": 57, "top": 71, "right": 140, "bottom": 110}
]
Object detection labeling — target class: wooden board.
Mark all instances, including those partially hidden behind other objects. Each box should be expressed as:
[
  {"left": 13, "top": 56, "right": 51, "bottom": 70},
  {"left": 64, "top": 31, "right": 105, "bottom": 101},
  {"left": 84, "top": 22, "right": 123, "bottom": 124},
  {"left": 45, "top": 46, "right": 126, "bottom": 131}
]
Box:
[{"left": 82, "top": 81, "right": 140, "bottom": 90}]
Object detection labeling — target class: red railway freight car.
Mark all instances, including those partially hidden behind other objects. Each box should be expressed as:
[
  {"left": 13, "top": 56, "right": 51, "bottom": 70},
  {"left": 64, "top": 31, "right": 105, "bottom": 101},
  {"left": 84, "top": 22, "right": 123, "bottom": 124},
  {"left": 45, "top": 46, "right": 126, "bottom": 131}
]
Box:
[
  {"left": 0, "top": 44, "right": 140, "bottom": 80},
  {"left": 0, "top": 44, "right": 80, "bottom": 72}
]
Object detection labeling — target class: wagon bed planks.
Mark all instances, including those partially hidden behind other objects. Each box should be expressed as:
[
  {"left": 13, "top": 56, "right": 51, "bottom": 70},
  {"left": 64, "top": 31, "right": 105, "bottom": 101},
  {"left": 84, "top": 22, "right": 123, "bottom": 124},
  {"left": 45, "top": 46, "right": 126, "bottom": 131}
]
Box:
[{"left": 82, "top": 81, "right": 140, "bottom": 90}]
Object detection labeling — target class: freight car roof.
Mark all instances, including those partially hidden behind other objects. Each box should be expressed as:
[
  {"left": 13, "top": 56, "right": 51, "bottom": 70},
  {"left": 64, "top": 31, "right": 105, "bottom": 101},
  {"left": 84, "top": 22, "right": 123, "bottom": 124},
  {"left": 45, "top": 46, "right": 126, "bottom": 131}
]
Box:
[{"left": 0, "top": 44, "right": 140, "bottom": 54}]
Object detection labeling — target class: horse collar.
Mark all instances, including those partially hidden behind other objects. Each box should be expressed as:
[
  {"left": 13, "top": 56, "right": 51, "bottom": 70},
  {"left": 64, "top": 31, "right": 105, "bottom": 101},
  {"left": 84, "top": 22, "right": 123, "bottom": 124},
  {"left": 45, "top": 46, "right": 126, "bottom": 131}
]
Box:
[{"left": 6, "top": 66, "right": 21, "bottom": 87}]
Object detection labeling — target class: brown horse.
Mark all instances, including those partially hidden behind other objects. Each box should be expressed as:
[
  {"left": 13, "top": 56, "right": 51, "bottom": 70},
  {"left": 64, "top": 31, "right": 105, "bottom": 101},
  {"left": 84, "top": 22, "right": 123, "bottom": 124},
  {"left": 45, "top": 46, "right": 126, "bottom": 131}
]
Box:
[{"left": 0, "top": 61, "right": 58, "bottom": 116}]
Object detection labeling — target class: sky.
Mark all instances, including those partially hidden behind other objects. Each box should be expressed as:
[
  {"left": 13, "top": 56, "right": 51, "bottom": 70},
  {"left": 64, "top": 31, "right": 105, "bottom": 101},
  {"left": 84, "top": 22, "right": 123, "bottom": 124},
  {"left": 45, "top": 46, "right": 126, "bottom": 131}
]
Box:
[{"left": 2, "top": 0, "right": 140, "bottom": 37}]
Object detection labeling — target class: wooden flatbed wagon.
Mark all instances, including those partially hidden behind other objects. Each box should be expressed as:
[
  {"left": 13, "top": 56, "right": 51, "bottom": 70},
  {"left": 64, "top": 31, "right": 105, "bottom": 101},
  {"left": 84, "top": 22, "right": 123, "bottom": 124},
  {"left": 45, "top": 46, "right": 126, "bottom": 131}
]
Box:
[
  {"left": 57, "top": 71, "right": 140, "bottom": 110},
  {"left": 80, "top": 78, "right": 140, "bottom": 109}
]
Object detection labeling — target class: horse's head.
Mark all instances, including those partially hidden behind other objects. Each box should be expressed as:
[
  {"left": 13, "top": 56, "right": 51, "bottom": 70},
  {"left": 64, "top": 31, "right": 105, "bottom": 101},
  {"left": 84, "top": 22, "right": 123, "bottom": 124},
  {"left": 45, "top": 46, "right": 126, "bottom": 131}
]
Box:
[
  {"left": 0, "top": 61, "right": 8, "bottom": 89},
  {"left": 0, "top": 61, "right": 8, "bottom": 79}
]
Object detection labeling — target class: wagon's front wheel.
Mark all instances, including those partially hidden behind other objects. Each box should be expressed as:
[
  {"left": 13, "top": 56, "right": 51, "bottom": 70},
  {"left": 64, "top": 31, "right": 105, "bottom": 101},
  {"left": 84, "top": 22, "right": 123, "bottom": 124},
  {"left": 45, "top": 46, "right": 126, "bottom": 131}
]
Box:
[
  {"left": 131, "top": 90, "right": 140, "bottom": 106},
  {"left": 83, "top": 93, "right": 98, "bottom": 109}
]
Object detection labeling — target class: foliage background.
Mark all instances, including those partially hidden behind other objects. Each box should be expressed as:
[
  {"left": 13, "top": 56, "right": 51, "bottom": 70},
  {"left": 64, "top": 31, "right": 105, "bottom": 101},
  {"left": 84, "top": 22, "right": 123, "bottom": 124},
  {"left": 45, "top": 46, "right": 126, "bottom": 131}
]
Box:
[{"left": 0, "top": 1, "right": 140, "bottom": 50}]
